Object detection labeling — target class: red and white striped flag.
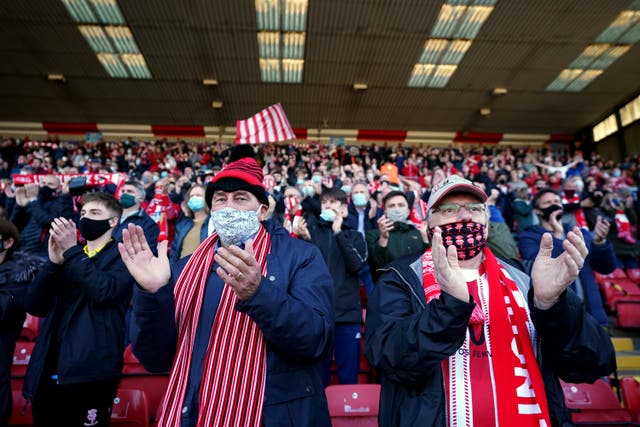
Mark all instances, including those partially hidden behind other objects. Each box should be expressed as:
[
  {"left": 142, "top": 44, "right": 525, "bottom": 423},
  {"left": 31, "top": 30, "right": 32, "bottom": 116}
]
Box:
[{"left": 235, "top": 103, "right": 296, "bottom": 145}]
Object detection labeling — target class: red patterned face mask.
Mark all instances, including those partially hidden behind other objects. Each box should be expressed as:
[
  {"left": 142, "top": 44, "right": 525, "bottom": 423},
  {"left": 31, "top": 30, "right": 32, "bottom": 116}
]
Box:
[{"left": 428, "top": 221, "right": 487, "bottom": 260}]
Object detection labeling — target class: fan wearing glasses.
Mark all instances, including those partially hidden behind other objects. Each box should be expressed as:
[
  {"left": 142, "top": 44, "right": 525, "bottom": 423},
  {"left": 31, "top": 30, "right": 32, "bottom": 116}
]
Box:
[{"left": 364, "top": 175, "right": 615, "bottom": 427}]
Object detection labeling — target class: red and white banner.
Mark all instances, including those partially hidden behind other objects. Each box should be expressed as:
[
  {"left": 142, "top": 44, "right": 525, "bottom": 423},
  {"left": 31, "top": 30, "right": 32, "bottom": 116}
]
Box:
[
  {"left": 235, "top": 103, "right": 296, "bottom": 145},
  {"left": 11, "top": 172, "right": 127, "bottom": 189}
]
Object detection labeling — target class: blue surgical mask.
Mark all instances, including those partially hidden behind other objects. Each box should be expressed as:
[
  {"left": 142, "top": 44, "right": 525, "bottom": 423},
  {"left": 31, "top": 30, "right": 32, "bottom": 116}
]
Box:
[
  {"left": 187, "top": 196, "right": 205, "bottom": 212},
  {"left": 341, "top": 185, "right": 351, "bottom": 194},
  {"left": 296, "top": 178, "right": 304, "bottom": 185},
  {"left": 353, "top": 193, "right": 367, "bottom": 207},
  {"left": 161, "top": 171, "right": 168, "bottom": 178},
  {"left": 320, "top": 209, "right": 336, "bottom": 222},
  {"left": 312, "top": 175, "right": 322, "bottom": 184},
  {"left": 302, "top": 186, "right": 314, "bottom": 197}
]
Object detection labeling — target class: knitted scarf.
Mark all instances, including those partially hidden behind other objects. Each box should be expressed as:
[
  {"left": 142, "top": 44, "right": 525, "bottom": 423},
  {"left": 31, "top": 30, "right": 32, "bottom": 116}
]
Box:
[
  {"left": 561, "top": 193, "right": 587, "bottom": 229},
  {"left": 157, "top": 225, "right": 271, "bottom": 427},
  {"left": 422, "top": 246, "right": 550, "bottom": 427}
]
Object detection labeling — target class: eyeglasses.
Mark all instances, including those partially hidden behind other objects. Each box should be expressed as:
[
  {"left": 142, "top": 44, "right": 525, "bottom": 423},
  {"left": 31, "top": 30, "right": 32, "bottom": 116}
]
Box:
[{"left": 432, "top": 203, "right": 486, "bottom": 218}]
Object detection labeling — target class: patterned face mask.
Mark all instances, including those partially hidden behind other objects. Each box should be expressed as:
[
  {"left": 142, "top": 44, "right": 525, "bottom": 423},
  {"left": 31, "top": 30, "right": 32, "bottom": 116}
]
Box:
[
  {"left": 209, "top": 206, "right": 262, "bottom": 246},
  {"left": 428, "top": 221, "right": 487, "bottom": 261}
]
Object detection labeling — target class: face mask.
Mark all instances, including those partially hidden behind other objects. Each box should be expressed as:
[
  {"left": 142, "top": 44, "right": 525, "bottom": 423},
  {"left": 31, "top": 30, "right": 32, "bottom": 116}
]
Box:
[
  {"left": 540, "top": 204, "right": 563, "bottom": 221},
  {"left": 187, "top": 196, "right": 205, "bottom": 212},
  {"left": 353, "top": 193, "right": 367, "bottom": 207},
  {"left": 312, "top": 175, "right": 322, "bottom": 184},
  {"left": 613, "top": 170, "right": 621, "bottom": 177},
  {"left": 564, "top": 190, "right": 575, "bottom": 199},
  {"left": 302, "top": 186, "right": 314, "bottom": 197},
  {"left": 79, "top": 217, "right": 113, "bottom": 241},
  {"left": 153, "top": 175, "right": 160, "bottom": 182},
  {"left": 428, "top": 221, "right": 487, "bottom": 261},
  {"left": 341, "top": 185, "right": 351, "bottom": 194},
  {"left": 161, "top": 171, "right": 169, "bottom": 178},
  {"left": 210, "top": 207, "right": 262, "bottom": 246},
  {"left": 366, "top": 173, "right": 374, "bottom": 180},
  {"left": 386, "top": 207, "right": 409, "bottom": 223},
  {"left": 39, "top": 186, "right": 56, "bottom": 200},
  {"left": 120, "top": 193, "right": 137, "bottom": 209},
  {"left": 320, "top": 209, "right": 336, "bottom": 222},
  {"left": 296, "top": 178, "right": 304, "bottom": 185}
]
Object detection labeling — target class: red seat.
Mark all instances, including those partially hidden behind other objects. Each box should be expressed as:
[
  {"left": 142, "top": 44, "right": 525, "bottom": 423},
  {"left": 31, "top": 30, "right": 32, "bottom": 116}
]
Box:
[
  {"left": 118, "top": 375, "right": 168, "bottom": 422},
  {"left": 20, "top": 314, "right": 40, "bottom": 341},
  {"left": 561, "top": 379, "right": 632, "bottom": 425},
  {"left": 11, "top": 341, "right": 35, "bottom": 378},
  {"left": 325, "top": 384, "right": 380, "bottom": 427},
  {"left": 122, "top": 345, "right": 150, "bottom": 375},
  {"left": 8, "top": 388, "right": 33, "bottom": 426},
  {"left": 621, "top": 377, "right": 640, "bottom": 422},
  {"left": 111, "top": 389, "right": 149, "bottom": 427}
]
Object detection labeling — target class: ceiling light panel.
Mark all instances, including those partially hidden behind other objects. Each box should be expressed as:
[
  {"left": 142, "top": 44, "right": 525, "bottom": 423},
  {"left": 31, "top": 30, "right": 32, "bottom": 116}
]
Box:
[
  {"left": 429, "top": 65, "right": 457, "bottom": 88},
  {"left": 565, "top": 69, "right": 603, "bottom": 92},
  {"left": 408, "top": 64, "right": 435, "bottom": 88},
  {"left": 104, "top": 25, "right": 140, "bottom": 53},
  {"left": 568, "top": 44, "right": 610, "bottom": 69},
  {"left": 121, "top": 53, "right": 151, "bottom": 79},
  {"left": 432, "top": 5, "right": 467, "bottom": 38},
  {"left": 418, "top": 39, "right": 449, "bottom": 64},
  {"left": 257, "top": 31, "right": 280, "bottom": 58},
  {"left": 441, "top": 39, "right": 472, "bottom": 64},
  {"left": 590, "top": 45, "right": 631, "bottom": 69},
  {"left": 97, "top": 52, "right": 128, "bottom": 78},
  {"left": 88, "top": 0, "right": 125, "bottom": 24},
  {"left": 593, "top": 114, "right": 618, "bottom": 142},
  {"left": 546, "top": 68, "right": 583, "bottom": 91},
  {"left": 282, "top": 0, "right": 308, "bottom": 31},
  {"left": 619, "top": 19, "right": 640, "bottom": 43},
  {"left": 596, "top": 10, "right": 640, "bottom": 43},
  {"left": 455, "top": 6, "right": 494, "bottom": 39},
  {"left": 79, "top": 25, "right": 114, "bottom": 53},
  {"left": 260, "top": 58, "right": 281, "bottom": 82},
  {"left": 620, "top": 94, "right": 640, "bottom": 127},
  {"left": 255, "top": 0, "right": 280, "bottom": 31},
  {"left": 61, "top": 0, "right": 98, "bottom": 23},
  {"left": 283, "top": 59, "right": 304, "bottom": 83},
  {"left": 282, "top": 32, "right": 305, "bottom": 58}
]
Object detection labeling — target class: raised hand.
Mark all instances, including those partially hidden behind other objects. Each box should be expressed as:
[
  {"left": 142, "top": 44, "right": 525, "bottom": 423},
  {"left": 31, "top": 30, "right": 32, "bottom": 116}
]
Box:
[
  {"left": 50, "top": 217, "right": 77, "bottom": 252},
  {"left": 214, "top": 239, "right": 263, "bottom": 301},
  {"left": 531, "top": 227, "right": 588, "bottom": 309},
  {"left": 593, "top": 216, "right": 610, "bottom": 245},
  {"left": 431, "top": 226, "right": 469, "bottom": 303},
  {"left": 48, "top": 234, "right": 64, "bottom": 265},
  {"left": 118, "top": 223, "right": 170, "bottom": 293}
]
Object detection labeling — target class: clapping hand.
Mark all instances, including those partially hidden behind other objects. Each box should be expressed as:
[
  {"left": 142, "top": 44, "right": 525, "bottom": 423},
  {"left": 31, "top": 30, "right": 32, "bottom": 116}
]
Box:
[
  {"left": 118, "top": 224, "right": 170, "bottom": 293},
  {"left": 431, "top": 226, "right": 469, "bottom": 303}
]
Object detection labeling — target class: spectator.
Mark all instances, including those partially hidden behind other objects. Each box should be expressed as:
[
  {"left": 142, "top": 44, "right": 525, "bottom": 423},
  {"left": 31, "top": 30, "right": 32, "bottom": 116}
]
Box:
[
  {"left": 169, "top": 185, "right": 210, "bottom": 262},
  {"left": 120, "top": 147, "right": 334, "bottom": 426},
  {"left": 9, "top": 175, "right": 74, "bottom": 258},
  {"left": 600, "top": 190, "right": 640, "bottom": 271},
  {"left": 365, "top": 175, "right": 615, "bottom": 427},
  {"left": 0, "top": 219, "right": 42, "bottom": 426},
  {"left": 518, "top": 188, "right": 616, "bottom": 326},
  {"left": 113, "top": 180, "right": 159, "bottom": 254},
  {"left": 513, "top": 186, "right": 536, "bottom": 233},
  {"left": 23, "top": 192, "right": 134, "bottom": 427}
]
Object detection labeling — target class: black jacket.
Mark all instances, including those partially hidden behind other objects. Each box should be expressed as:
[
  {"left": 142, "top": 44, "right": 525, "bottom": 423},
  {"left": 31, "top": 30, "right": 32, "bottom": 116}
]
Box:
[
  {"left": 309, "top": 220, "right": 367, "bottom": 324},
  {"left": 0, "top": 252, "right": 42, "bottom": 424},
  {"left": 365, "top": 252, "right": 616, "bottom": 427},
  {"left": 22, "top": 240, "right": 134, "bottom": 399},
  {"left": 113, "top": 208, "right": 160, "bottom": 253}
]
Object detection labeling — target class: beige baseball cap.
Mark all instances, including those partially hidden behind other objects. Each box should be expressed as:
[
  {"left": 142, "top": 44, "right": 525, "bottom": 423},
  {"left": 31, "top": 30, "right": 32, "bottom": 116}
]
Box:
[{"left": 427, "top": 175, "right": 487, "bottom": 212}]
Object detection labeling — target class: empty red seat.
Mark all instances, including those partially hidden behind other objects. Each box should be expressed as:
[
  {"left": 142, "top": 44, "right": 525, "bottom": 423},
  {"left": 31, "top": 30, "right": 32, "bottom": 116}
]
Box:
[
  {"left": 111, "top": 389, "right": 149, "bottom": 427},
  {"left": 11, "top": 341, "right": 35, "bottom": 378},
  {"left": 325, "top": 384, "right": 380, "bottom": 427},
  {"left": 118, "top": 375, "right": 168, "bottom": 422},
  {"left": 621, "top": 377, "right": 640, "bottom": 422},
  {"left": 20, "top": 314, "right": 40, "bottom": 341},
  {"left": 561, "top": 379, "right": 632, "bottom": 425},
  {"left": 8, "top": 388, "right": 32, "bottom": 426}
]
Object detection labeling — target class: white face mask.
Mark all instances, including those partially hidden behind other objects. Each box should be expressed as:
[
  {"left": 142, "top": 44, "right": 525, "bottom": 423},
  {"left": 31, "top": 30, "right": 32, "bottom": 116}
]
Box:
[
  {"left": 209, "top": 206, "right": 263, "bottom": 246},
  {"left": 386, "top": 207, "right": 409, "bottom": 223}
]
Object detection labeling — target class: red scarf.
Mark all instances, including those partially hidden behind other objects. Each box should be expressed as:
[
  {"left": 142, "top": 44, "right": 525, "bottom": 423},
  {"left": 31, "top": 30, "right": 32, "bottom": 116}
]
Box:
[
  {"left": 157, "top": 225, "right": 271, "bottom": 427},
  {"left": 561, "top": 193, "right": 587, "bottom": 229},
  {"left": 422, "top": 247, "right": 550, "bottom": 427}
]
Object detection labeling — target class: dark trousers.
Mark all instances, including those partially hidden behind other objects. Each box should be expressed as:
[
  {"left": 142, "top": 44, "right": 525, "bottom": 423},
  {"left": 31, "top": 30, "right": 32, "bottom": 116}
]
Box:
[
  {"left": 320, "top": 323, "right": 361, "bottom": 386},
  {"left": 31, "top": 377, "right": 119, "bottom": 427}
]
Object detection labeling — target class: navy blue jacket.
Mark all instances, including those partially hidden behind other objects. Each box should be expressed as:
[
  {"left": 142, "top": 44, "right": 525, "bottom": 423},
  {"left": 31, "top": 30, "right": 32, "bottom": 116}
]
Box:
[
  {"left": 518, "top": 225, "right": 616, "bottom": 326},
  {"left": 130, "top": 220, "right": 334, "bottom": 427},
  {"left": 345, "top": 202, "right": 383, "bottom": 235},
  {"left": 113, "top": 208, "right": 160, "bottom": 253},
  {"left": 22, "top": 240, "right": 134, "bottom": 399},
  {"left": 10, "top": 195, "right": 75, "bottom": 257},
  {"left": 169, "top": 215, "right": 210, "bottom": 263},
  {"left": 365, "top": 252, "right": 616, "bottom": 427}
]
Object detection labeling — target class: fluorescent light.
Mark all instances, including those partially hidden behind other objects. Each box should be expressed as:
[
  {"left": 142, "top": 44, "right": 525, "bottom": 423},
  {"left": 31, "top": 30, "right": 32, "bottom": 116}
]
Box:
[
  {"left": 211, "top": 100, "right": 224, "bottom": 109},
  {"left": 282, "top": 32, "right": 305, "bottom": 58},
  {"left": 593, "top": 114, "right": 618, "bottom": 142},
  {"left": 590, "top": 45, "right": 631, "bottom": 69},
  {"left": 479, "top": 107, "right": 492, "bottom": 116},
  {"left": 257, "top": 31, "right": 280, "bottom": 58},
  {"left": 432, "top": 5, "right": 467, "bottom": 38},
  {"left": 283, "top": 0, "right": 308, "bottom": 32},
  {"left": 47, "top": 74, "right": 66, "bottom": 82},
  {"left": 203, "top": 79, "right": 219, "bottom": 86},
  {"left": 620, "top": 94, "right": 640, "bottom": 127},
  {"left": 255, "top": 0, "right": 280, "bottom": 31},
  {"left": 546, "top": 68, "right": 583, "bottom": 91},
  {"left": 569, "top": 44, "right": 610, "bottom": 69},
  {"left": 408, "top": 64, "right": 435, "bottom": 87},
  {"left": 596, "top": 10, "right": 640, "bottom": 43},
  {"left": 120, "top": 53, "right": 151, "bottom": 79},
  {"left": 97, "top": 52, "right": 128, "bottom": 78},
  {"left": 441, "top": 39, "right": 471, "bottom": 65},
  {"left": 492, "top": 87, "right": 508, "bottom": 96},
  {"left": 260, "top": 58, "right": 281, "bottom": 82},
  {"left": 565, "top": 69, "right": 603, "bottom": 92},
  {"left": 429, "top": 65, "right": 457, "bottom": 88},
  {"left": 419, "top": 39, "right": 449, "bottom": 64},
  {"left": 455, "top": 6, "right": 494, "bottom": 39},
  {"left": 79, "top": 25, "right": 114, "bottom": 53},
  {"left": 104, "top": 25, "right": 139, "bottom": 53},
  {"left": 282, "top": 59, "right": 303, "bottom": 83},
  {"left": 353, "top": 83, "right": 368, "bottom": 91},
  {"left": 61, "top": 0, "right": 98, "bottom": 23},
  {"left": 620, "top": 20, "right": 640, "bottom": 43},
  {"left": 88, "top": 0, "right": 125, "bottom": 25}
]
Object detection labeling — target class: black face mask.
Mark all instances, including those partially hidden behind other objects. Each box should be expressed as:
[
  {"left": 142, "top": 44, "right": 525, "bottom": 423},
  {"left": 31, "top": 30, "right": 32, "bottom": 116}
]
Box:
[
  {"left": 39, "top": 186, "right": 57, "bottom": 200},
  {"left": 540, "top": 204, "right": 563, "bottom": 222},
  {"left": 79, "top": 217, "right": 113, "bottom": 241}
]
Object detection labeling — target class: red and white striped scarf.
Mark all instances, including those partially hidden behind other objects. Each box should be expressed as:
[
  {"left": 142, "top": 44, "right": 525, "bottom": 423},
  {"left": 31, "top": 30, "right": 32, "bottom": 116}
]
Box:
[
  {"left": 561, "top": 193, "right": 588, "bottom": 229},
  {"left": 157, "top": 225, "right": 271, "bottom": 427},
  {"left": 422, "top": 247, "right": 551, "bottom": 427}
]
